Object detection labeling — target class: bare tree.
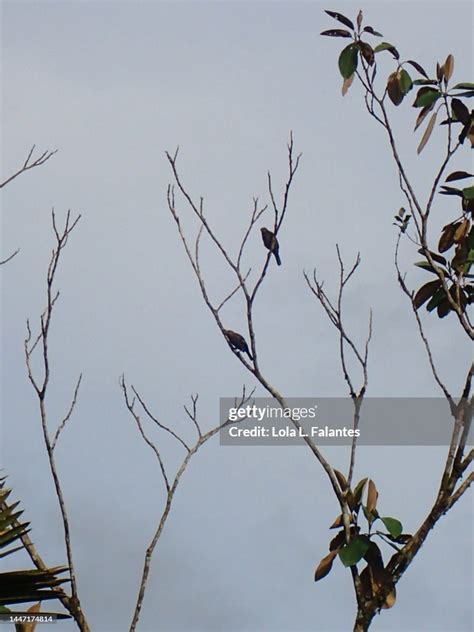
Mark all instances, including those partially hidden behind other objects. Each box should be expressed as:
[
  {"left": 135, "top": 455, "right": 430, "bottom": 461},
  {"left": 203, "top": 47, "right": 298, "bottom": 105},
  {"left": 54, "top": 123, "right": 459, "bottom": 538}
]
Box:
[
  {"left": 20, "top": 210, "right": 91, "bottom": 631},
  {"left": 121, "top": 381, "right": 254, "bottom": 632},
  {"left": 154, "top": 10, "right": 473, "bottom": 627}
]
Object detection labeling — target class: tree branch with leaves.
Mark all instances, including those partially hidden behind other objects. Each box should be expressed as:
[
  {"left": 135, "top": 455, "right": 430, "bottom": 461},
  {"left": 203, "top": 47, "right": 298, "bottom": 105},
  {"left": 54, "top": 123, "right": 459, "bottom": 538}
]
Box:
[{"left": 320, "top": 8, "right": 473, "bottom": 630}]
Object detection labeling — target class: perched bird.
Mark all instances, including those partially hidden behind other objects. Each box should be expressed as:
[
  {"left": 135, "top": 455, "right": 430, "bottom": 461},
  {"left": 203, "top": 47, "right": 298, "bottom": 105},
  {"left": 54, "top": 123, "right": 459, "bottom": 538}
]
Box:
[
  {"left": 223, "top": 329, "right": 254, "bottom": 361},
  {"left": 260, "top": 227, "right": 281, "bottom": 266}
]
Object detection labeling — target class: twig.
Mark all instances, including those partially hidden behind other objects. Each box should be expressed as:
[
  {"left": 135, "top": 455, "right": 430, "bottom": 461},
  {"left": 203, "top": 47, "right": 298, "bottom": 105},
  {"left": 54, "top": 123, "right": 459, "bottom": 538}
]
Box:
[
  {"left": 0, "top": 248, "right": 20, "bottom": 265},
  {"left": 51, "top": 374, "right": 83, "bottom": 451},
  {"left": 0, "top": 145, "right": 57, "bottom": 189}
]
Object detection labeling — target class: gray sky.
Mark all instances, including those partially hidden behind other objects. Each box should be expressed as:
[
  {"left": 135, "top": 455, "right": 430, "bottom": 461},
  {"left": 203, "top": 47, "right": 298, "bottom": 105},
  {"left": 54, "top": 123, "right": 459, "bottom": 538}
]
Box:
[{"left": 1, "top": 1, "right": 473, "bottom": 631}]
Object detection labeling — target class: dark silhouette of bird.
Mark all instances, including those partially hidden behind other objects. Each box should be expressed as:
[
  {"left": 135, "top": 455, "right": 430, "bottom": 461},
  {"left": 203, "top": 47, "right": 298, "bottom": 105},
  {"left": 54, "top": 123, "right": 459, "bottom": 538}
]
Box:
[
  {"left": 260, "top": 227, "right": 281, "bottom": 266},
  {"left": 223, "top": 329, "right": 253, "bottom": 360}
]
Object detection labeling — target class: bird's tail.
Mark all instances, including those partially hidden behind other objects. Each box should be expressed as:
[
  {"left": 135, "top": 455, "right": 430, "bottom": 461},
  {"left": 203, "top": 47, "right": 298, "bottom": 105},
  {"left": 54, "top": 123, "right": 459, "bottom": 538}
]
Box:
[{"left": 274, "top": 251, "right": 282, "bottom": 266}]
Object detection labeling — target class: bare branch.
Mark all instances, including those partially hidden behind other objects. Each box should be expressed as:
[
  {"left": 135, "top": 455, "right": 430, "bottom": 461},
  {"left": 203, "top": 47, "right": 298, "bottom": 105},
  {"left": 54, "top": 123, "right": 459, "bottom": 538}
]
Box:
[
  {"left": 22, "top": 210, "right": 88, "bottom": 630},
  {"left": 121, "top": 377, "right": 171, "bottom": 492},
  {"left": 216, "top": 270, "right": 251, "bottom": 313},
  {"left": 165, "top": 138, "right": 346, "bottom": 521},
  {"left": 51, "top": 374, "right": 83, "bottom": 451},
  {"left": 0, "top": 248, "right": 20, "bottom": 265},
  {"left": 237, "top": 198, "right": 267, "bottom": 270},
  {"left": 131, "top": 385, "right": 190, "bottom": 451},
  {"left": 127, "top": 386, "right": 254, "bottom": 632},
  {"left": 394, "top": 234, "right": 454, "bottom": 407},
  {"left": 0, "top": 145, "right": 58, "bottom": 189},
  {"left": 304, "top": 248, "right": 371, "bottom": 489},
  {"left": 183, "top": 394, "right": 202, "bottom": 438}
]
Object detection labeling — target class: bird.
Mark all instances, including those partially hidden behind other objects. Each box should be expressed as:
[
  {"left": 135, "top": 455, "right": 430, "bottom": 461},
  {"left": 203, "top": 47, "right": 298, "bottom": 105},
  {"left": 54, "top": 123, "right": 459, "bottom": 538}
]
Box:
[
  {"left": 260, "top": 227, "right": 281, "bottom": 266},
  {"left": 223, "top": 329, "right": 253, "bottom": 360}
]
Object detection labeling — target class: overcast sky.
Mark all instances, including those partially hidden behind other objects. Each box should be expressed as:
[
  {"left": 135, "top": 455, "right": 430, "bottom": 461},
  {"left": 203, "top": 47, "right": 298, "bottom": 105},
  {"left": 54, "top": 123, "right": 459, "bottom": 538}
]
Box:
[{"left": 1, "top": 1, "right": 473, "bottom": 631}]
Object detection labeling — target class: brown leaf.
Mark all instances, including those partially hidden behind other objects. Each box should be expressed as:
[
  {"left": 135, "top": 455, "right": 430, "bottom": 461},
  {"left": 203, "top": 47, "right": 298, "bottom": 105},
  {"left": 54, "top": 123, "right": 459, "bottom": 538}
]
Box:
[
  {"left": 342, "top": 73, "right": 355, "bottom": 96},
  {"left": 356, "top": 10, "right": 363, "bottom": 30},
  {"left": 361, "top": 562, "right": 396, "bottom": 608},
  {"left": 382, "top": 586, "right": 397, "bottom": 609},
  {"left": 366, "top": 479, "right": 378, "bottom": 513},
  {"left": 444, "top": 54, "right": 454, "bottom": 82},
  {"left": 452, "top": 240, "right": 469, "bottom": 272},
  {"left": 359, "top": 42, "right": 375, "bottom": 66},
  {"left": 353, "top": 477, "right": 368, "bottom": 504},
  {"left": 454, "top": 218, "right": 470, "bottom": 243},
  {"left": 414, "top": 102, "right": 435, "bottom": 131},
  {"left": 417, "top": 111, "right": 437, "bottom": 154},
  {"left": 451, "top": 98, "right": 470, "bottom": 125},
  {"left": 445, "top": 170, "right": 473, "bottom": 182},
  {"left": 329, "top": 530, "right": 346, "bottom": 551},
  {"left": 436, "top": 62, "right": 444, "bottom": 82},
  {"left": 406, "top": 59, "right": 429, "bottom": 79},
  {"left": 334, "top": 469, "right": 348, "bottom": 492},
  {"left": 387, "top": 71, "right": 403, "bottom": 106},
  {"left": 324, "top": 10, "right": 354, "bottom": 30},
  {"left": 413, "top": 279, "right": 443, "bottom": 309},
  {"left": 438, "top": 222, "right": 460, "bottom": 253},
  {"left": 329, "top": 514, "right": 343, "bottom": 529},
  {"left": 364, "top": 542, "right": 384, "bottom": 567},
  {"left": 346, "top": 490, "right": 358, "bottom": 512},
  {"left": 16, "top": 603, "right": 41, "bottom": 632},
  {"left": 314, "top": 550, "right": 338, "bottom": 581}
]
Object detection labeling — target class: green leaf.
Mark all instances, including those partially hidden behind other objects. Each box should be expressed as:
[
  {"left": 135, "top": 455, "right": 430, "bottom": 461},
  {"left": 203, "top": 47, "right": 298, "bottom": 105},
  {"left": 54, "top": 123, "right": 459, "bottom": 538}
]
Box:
[
  {"left": 426, "top": 287, "right": 446, "bottom": 312},
  {"left": 413, "top": 88, "right": 441, "bottom": 108},
  {"left": 399, "top": 69, "right": 413, "bottom": 95},
  {"left": 362, "top": 504, "right": 378, "bottom": 524},
  {"left": 338, "top": 44, "right": 359, "bottom": 79},
  {"left": 414, "top": 261, "right": 437, "bottom": 273},
  {"left": 462, "top": 186, "right": 474, "bottom": 200},
  {"left": 339, "top": 536, "right": 370, "bottom": 567},
  {"left": 373, "top": 42, "right": 399, "bottom": 59},
  {"left": 417, "top": 248, "right": 447, "bottom": 266},
  {"left": 413, "top": 79, "right": 438, "bottom": 86},
  {"left": 451, "top": 82, "right": 474, "bottom": 90},
  {"left": 381, "top": 517, "right": 403, "bottom": 538}
]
